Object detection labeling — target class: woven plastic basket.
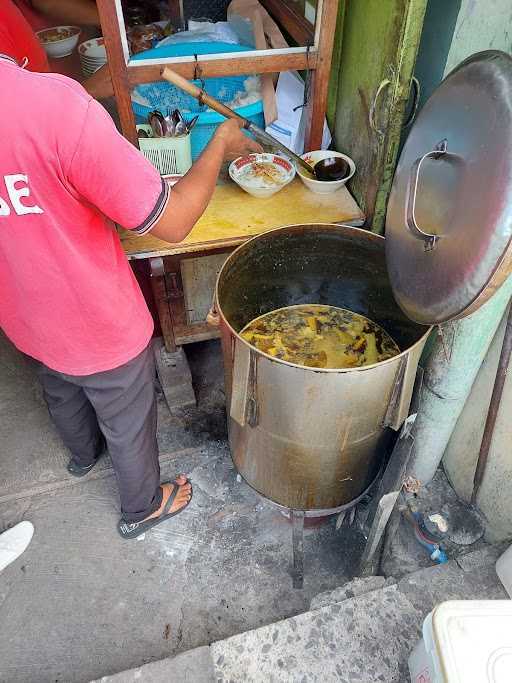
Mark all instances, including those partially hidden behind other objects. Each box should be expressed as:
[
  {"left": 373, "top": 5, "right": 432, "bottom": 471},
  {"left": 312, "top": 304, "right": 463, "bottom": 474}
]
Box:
[{"left": 136, "top": 125, "right": 192, "bottom": 175}]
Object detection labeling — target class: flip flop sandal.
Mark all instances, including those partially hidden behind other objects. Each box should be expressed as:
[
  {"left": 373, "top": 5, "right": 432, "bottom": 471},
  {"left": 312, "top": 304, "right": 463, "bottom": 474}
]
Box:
[
  {"left": 67, "top": 436, "right": 107, "bottom": 478},
  {"left": 117, "top": 480, "right": 193, "bottom": 540},
  {"left": 67, "top": 459, "right": 98, "bottom": 477}
]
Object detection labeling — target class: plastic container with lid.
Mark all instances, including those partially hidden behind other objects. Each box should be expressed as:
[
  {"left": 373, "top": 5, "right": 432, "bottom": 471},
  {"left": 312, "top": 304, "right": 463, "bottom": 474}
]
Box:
[
  {"left": 408, "top": 601, "right": 512, "bottom": 682},
  {"left": 496, "top": 544, "right": 512, "bottom": 598}
]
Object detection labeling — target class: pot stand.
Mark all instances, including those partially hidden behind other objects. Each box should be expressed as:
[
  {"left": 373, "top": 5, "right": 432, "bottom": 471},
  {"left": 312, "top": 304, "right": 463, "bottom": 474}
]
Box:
[
  {"left": 260, "top": 475, "right": 381, "bottom": 590},
  {"left": 291, "top": 510, "right": 305, "bottom": 590}
]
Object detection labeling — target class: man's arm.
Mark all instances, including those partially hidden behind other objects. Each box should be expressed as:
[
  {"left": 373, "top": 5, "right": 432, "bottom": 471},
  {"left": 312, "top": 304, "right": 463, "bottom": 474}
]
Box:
[
  {"left": 31, "top": 0, "right": 100, "bottom": 26},
  {"left": 65, "top": 97, "right": 261, "bottom": 237},
  {"left": 150, "top": 120, "right": 262, "bottom": 243}
]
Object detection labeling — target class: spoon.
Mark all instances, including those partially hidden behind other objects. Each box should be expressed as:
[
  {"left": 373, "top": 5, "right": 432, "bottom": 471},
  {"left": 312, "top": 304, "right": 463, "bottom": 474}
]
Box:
[
  {"left": 170, "top": 108, "right": 181, "bottom": 127},
  {"left": 164, "top": 108, "right": 184, "bottom": 137},
  {"left": 161, "top": 67, "right": 350, "bottom": 182},
  {"left": 164, "top": 115, "right": 176, "bottom": 137},
  {"left": 148, "top": 110, "right": 166, "bottom": 137},
  {"left": 186, "top": 114, "right": 199, "bottom": 133}
]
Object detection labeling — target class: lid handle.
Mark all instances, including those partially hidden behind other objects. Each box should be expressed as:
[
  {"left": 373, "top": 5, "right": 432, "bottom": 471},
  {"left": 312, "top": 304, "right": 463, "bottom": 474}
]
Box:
[
  {"left": 369, "top": 78, "right": 392, "bottom": 137},
  {"left": 406, "top": 139, "right": 453, "bottom": 251}
]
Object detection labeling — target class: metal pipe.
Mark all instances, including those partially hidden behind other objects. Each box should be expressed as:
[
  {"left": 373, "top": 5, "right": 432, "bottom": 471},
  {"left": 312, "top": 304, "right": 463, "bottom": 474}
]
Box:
[
  {"left": 406, "top": 276, "right": 512, "bottom": 485},
  {"left": 471, "top": 302, "right": 512, "bottom": 504}
]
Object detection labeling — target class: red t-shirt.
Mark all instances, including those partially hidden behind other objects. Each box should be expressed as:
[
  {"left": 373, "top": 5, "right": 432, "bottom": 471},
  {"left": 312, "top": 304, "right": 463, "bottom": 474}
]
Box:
[
  {"left": 0, "top": 0, "right": 49, "bottom": 72},
  {"left": 0, "top": 56, "right": 170, "bottom": 375}
]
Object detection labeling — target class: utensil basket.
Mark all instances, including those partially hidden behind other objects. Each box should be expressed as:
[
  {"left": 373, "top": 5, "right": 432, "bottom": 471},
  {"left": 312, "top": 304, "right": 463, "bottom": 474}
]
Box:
[{"left": 136, "top": 125, "right": 192, "bottom": 176}]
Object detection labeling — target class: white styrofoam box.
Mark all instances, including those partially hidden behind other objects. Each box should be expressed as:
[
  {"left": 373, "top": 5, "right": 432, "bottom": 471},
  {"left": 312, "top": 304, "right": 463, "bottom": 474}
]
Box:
[
  {"left": 409, "top": 601, "right": 512, "bottom": 682},
  {"left": 496, "top": 544, "right": 512, "bottom": 598}
]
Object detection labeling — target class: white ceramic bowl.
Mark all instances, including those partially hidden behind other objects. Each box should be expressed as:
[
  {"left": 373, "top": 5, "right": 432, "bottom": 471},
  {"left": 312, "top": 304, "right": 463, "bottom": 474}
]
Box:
[
  {"left": 81, "top": 65, "right": 104, "bottom": 78},
  {"left": 297, "top": 150, "right": 356, "bottom": 194},
  {"left": 37, "top": 26, "right": 80, "bottom": 58},
  {"left": 79, "top": 38, "right": 107, "bottom": 78},
  {"left": 80, "top": 56, "right": 105, "bottom": 65},
  {"left": 229, "top": 153, "right": 295, "bottom": 198},
  {"left": 78, "top": 37, "right": 106, "bottom": 59}
]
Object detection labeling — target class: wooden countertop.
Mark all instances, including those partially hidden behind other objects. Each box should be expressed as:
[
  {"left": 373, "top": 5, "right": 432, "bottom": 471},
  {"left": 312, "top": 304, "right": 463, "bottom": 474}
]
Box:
[{"left": 120, "top": 177, "right": 365, "bottom": 259}]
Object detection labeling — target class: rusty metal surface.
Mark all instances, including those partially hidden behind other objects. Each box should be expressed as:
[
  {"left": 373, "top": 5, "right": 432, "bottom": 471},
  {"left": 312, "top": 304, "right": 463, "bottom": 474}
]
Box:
[
  {"left": 386, "top": 50, "right": 512, "bottom": 324},
  {"left": 216, "top": 224, "right": 429, "bottom": 510},
  {"left": 472, "top": 303, "right": 512, "bottom": 504},
  {"left": 256, "top": 472, "right": 382, "bottom": 519}
]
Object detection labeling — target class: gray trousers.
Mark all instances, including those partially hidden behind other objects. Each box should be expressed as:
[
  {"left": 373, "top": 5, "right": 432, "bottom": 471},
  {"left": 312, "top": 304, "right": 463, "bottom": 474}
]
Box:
[{"left": 35, "top": 345, "right": 163, "bottom": 523}]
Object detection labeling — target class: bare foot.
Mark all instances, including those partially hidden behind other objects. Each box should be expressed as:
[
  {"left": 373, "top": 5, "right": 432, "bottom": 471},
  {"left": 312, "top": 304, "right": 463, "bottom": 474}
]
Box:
[{"left": 144, "top": 475, "right": 192, "bottom": 521}]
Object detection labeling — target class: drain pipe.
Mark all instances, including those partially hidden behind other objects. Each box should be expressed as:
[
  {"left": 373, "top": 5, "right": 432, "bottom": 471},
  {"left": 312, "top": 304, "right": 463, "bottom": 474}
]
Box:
[
  {"left": 407, "top": 276, "right": 512, "bottom": 486},
  {"left": 471, "top": 303, "right": 512, "bottom": 504}
]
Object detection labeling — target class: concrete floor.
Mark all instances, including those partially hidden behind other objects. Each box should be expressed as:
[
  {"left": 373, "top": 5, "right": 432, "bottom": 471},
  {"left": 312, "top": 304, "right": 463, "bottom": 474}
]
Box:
[{"left": 0, "top": 334, "right": 363, "bottom": 683}]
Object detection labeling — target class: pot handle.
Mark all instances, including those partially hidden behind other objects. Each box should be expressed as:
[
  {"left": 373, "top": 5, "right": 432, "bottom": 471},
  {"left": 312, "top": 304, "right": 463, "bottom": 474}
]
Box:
[
  {"left": 383, "top": 341, "right": 424, "bottom": 430},
  {"left": 402, "top": 76, "right": 420, "bottom": 130},
  {"left": 229, "top": 343, "right": 259, "bottom": 428},
  {"left": 405, "top": 139, "right": 458, "bottom": 251},
  {"left": 207, "top": 307, "right": 220, "bottom": 327},
  {"left": 206, "top": 297, "right": 220, "bottom": 327},
  {"left": 369, "top": 78, "right": 391, "bottom": 137}
]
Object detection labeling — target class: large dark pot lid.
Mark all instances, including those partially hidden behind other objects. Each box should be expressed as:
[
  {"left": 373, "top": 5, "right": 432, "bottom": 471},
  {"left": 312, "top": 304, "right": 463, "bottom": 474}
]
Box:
[{"left": 386, "top": 50, "right": 512, "bottom": 325}]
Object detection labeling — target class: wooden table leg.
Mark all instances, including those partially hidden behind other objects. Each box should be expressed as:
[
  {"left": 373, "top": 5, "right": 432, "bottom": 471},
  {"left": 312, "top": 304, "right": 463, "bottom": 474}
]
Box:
[
  {"left": 149, "top": 256, "right": 177, "bottom": 353},
  {"left": 149, "top": 257, "right": 196, "bottom": 410}
]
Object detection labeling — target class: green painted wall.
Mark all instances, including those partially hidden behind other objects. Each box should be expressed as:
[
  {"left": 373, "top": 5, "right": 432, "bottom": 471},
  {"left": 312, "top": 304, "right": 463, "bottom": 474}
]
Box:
[
  {"left": 326, "top": 2, "right": 346, "bottom": 132},
  {"left": 331, "top": 0, "right": 427, "bottom": 230}
]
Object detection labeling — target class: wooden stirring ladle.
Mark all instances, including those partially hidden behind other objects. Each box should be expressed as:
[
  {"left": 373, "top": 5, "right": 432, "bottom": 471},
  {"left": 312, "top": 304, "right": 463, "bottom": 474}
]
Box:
[{"left": 161, "top": 67, "right": 349, "bottom": 182}]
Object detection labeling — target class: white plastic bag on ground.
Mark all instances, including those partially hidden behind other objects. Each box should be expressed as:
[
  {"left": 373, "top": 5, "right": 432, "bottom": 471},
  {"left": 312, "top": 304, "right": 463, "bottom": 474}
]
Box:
[{"left": 0, "top": 521, "right": 34, "bottom": 573}]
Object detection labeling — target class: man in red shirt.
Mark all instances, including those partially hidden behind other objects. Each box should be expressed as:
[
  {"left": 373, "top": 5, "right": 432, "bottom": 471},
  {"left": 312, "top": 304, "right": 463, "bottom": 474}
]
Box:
[{"left": 0, "top": 53, "right": 260, "bottom": 538}]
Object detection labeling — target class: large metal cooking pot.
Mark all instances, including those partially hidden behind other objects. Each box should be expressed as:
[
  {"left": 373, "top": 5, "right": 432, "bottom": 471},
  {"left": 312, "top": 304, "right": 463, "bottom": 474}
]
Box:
[
  {"left": 212, "top": 51, "right": 512, "bottom": 513},
  {"left": 214, "top": 224, "right": 430, "bottom": 510}
]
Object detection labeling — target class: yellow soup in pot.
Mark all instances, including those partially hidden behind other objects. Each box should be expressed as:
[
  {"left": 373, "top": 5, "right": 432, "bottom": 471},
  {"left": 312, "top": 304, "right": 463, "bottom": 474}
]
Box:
[{"left": 240, "top": 304, "right": 400, "bottom": 369}]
